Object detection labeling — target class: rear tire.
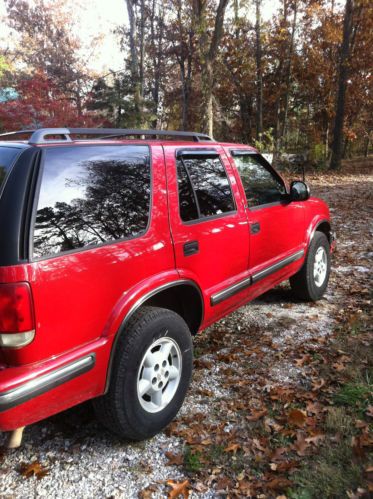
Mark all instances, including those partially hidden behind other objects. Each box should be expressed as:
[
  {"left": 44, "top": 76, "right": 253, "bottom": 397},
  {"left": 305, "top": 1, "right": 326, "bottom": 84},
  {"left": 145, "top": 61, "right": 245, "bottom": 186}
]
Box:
[
  {"left": 94, "top": 306, "right": 193, "bottom": 440},
  {"left": 290, "top": 231, "right": 331, "bottom": 301}
]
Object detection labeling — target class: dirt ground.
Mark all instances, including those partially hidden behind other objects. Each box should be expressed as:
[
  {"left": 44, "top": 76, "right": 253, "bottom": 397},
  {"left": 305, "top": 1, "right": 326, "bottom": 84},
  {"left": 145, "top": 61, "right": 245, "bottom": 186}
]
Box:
[{"left": 0, "top": 162, "right": 372, "bottom": 498}]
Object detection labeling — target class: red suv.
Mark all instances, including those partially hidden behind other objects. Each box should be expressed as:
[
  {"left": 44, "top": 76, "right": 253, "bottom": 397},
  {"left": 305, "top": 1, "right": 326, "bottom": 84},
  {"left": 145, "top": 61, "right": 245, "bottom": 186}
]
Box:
[{"left": 0, "top": 128, "right": 334, "bottom": 441}]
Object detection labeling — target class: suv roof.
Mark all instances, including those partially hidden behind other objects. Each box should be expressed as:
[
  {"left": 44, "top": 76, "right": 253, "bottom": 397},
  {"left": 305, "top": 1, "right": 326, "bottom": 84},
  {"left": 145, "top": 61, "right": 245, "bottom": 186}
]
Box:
[{"left": 0, "top": 128, "right": 215, "bottom": 145}]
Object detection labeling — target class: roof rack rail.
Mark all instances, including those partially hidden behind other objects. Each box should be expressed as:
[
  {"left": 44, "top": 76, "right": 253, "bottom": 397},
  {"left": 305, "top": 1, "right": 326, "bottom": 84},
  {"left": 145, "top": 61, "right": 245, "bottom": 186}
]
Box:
[{"left": 0, "top": 128, "right": 214, "bottom": 145}]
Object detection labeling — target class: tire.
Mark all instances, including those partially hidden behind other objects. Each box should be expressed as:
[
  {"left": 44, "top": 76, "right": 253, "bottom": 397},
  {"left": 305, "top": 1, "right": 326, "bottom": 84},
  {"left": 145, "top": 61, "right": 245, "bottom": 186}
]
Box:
[
  {"left": 93, "top": 306, "right": 193, "bottom": 440},
  {"left": 290, "top": 231, "right": 331, "bottom": 301}
]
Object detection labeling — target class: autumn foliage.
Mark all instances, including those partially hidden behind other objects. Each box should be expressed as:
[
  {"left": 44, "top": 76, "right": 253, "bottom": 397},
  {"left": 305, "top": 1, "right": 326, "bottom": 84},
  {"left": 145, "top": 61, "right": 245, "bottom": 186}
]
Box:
[{"left": 0, "top": 72, "right": 96, "bottom": 130}]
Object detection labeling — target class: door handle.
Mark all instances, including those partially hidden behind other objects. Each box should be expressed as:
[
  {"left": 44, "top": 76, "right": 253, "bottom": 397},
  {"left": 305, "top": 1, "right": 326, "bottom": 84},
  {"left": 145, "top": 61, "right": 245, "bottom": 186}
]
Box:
[
  {"left": 183, "top": 240, "right": 199, "bottom": 256},
  {"left": 250, "top": 222, "right": 261, "bottom": 235}
]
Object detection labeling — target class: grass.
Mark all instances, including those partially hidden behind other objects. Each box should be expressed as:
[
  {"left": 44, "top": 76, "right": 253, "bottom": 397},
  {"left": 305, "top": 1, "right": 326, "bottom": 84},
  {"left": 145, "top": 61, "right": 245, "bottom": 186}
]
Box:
[
  {"left": 333, "top": 382, "right": 372, "bottom": 413},
  {"left": 183, "top": 446, "right": 203, "bottom": 473},
  {"left": 289, "top": 440, "right": 363, "bottom": 499},
  {"left": 288, "top": 320, "right": 372, "bottom": 499}
]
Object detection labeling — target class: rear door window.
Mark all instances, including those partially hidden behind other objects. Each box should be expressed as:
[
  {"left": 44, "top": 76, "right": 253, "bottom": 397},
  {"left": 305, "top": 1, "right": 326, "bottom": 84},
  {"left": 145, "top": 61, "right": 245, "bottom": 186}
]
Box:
[
  {"left": 33, "top": 145, "right": 151, "bottom": 258},
  {"left": 0, "top": 146, "right": 22, "bottom": 192},
  {"left": 177, "top": 154, "right": 235, "bottom": 222}
]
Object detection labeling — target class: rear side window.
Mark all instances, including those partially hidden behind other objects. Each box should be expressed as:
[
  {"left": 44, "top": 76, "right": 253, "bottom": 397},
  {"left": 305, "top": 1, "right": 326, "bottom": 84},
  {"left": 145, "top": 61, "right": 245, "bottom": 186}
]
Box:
[
  {"left": 33, "top": 145, "right": 151, "bottom": 258},
  {"left": 177, "top": 155, "right": 235, "bottom": 222},
  {"left": 0, "top": 147, "right": 21, "bottom": 192}
]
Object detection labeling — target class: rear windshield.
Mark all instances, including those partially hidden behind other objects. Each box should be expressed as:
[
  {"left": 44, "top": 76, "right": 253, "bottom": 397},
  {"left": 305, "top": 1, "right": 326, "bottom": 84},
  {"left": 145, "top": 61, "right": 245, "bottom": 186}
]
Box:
[{"left": 0, "top": 146, "right": 21, "bottom": 191}]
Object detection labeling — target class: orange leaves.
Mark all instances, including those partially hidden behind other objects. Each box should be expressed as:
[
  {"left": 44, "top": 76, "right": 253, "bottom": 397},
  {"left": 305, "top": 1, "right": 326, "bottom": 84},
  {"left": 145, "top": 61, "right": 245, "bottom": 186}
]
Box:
[
  {"left": 287, "top": 408, "right": 307, "bottom": 427},
  {"left": 246, "top": 408, "right": 267, "bottom": 421},
  {"left": 19, "top": 461, "right": 49, "bottom": 479},
  {"left": 166, "top": 479, "right": 191, "bottom": 499},
  {"left": 165, "top": 452, "right": 184, "bottom": 466},
  {"left": 223, "top": 443, "right": 240, "bottom": 453}
]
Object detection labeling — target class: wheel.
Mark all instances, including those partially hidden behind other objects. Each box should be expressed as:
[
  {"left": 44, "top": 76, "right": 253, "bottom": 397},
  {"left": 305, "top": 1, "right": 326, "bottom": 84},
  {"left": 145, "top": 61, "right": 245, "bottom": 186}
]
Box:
[
  {"left": 94, "top": 306, "right": 193, "bottom": 440},
  {"left": 290, "top": 231, "right": 331, "bottom": 301}
]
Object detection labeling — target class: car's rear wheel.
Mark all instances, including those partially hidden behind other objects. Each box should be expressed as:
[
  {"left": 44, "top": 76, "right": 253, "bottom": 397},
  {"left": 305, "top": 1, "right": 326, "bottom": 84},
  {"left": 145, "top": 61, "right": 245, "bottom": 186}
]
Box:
[
  {"left": 290, "top": 231, "right": 331, "bottom": 301},
  {"left": 93, "top": 306, "right": 193, "bottom": 440}
]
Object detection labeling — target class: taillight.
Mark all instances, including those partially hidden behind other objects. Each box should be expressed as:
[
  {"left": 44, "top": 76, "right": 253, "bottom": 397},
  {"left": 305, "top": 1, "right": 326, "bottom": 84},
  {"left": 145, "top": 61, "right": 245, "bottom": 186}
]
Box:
[{"left": 0, "top": 283, "right": 35, "bottom": 348}]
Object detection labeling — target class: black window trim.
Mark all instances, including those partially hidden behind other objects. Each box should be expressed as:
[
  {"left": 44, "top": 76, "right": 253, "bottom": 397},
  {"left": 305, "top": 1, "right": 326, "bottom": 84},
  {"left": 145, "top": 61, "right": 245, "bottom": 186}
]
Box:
[
  {"left": 229, "top": 149, "right": 288, "bottom": 210},
  {"left": 29, "top": 143, "right": 153, "bottom": 262},
  {"left": 0, "top": 144, "right": 25, "bottom": 199},
  {"left": 176, "top": 149, "right": 237, "bottom": 224}
]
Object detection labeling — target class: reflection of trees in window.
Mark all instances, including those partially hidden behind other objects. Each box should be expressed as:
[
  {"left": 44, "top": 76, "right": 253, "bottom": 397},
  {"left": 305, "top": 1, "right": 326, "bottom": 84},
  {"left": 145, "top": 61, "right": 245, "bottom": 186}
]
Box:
[
  {"left": 177, "top": 156, "right": 234, "bottom": 220},
  {"left": 33, "top": 150, "right": 151, "bottom": 258},
  {"left": 0, "top": 167, "right": 6, "bottom": 188},
  {"left": 234, "top": 155, "right": 285, "bottom": 207}
]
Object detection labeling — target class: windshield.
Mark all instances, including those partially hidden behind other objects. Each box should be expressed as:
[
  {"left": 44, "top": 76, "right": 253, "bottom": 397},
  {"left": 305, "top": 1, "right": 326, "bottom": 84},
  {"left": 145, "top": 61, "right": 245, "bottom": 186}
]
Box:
[{"left": 0, "top": 146, "right": 21, "bottom": 192}]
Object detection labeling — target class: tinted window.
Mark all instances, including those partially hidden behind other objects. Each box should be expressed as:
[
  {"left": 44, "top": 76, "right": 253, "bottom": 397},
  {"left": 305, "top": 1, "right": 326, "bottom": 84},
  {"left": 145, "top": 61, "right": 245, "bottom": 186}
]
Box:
[
  {"left": 0, "top": 147, "right": 21, "bottom": 192},
  {"left": 232, "top": 154, "right": 285, "bottom": 207},
  {"left": 177, "top": 155, "right": 235, "bottom": 221},
  {"left": 33, "top": 145, "right": 151, "bottom": 258},
  {"left": 176, "top": 160, "right": 199, "bottom": 222}
]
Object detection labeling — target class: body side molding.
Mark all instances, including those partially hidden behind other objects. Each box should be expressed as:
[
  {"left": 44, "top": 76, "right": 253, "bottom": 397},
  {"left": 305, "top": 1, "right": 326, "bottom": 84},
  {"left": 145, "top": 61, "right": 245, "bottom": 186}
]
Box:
[
  {"left": 0, "top": 354, "right": 95, "bottom": 413},
  {"left": 210, "top": 249, "right": 305, "bottom": 306}
]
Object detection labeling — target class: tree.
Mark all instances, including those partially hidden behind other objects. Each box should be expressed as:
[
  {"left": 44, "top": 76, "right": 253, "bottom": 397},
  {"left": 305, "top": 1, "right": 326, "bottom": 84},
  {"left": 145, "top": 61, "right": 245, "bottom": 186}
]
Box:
[
  {"left": 192, "top": 0, "right": 230, "bottom": 136},
  {"left": 329, "top": 0, "right": 355, "bottom": 169}
]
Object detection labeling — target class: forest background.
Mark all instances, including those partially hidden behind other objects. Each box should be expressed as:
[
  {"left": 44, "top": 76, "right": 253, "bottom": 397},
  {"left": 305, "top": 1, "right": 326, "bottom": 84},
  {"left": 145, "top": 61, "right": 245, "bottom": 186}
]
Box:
[{"left": 0, "top": 0, "right": 371, "bottom": 170}]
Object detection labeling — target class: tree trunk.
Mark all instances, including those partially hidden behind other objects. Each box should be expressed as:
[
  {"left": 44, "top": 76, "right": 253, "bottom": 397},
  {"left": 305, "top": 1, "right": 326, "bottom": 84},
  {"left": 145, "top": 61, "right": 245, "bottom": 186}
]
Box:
[
  {"left": 194, "top": 0, "right": 229, "bottom": 137},
  {"left": 281, "top": 1, "right": 297, "bottom": 147},
  {"left": 124, "top": 0, "right": 144, "bottom": 125},
  {"left": 330, "top": 0, "right": 354, "bottom": 170},
  {"left": 255, "top": 0, "right": 263, "bottom": 139}
]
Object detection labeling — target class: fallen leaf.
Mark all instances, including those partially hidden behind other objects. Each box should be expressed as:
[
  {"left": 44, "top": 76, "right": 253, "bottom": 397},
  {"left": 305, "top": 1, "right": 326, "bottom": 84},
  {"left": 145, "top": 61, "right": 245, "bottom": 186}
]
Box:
[
  {"left": 293, "top": 432, "right": 309, "bottom": 456},
  {"left": 246, "top": 408, "right": 267, "bottom": 421},
  {"left": 305, "top": 433, "right": 325, "bottom": 445},
  {"left": 224, "top": 443, "right": 240, "bottom": 454},
  {"left": 288, "top": 409, "right": 307, "bottom": 427},
  {"left": 165, "top": 452, "right": 184, "bottom": 466},
  {"left": 167, "top": 479, "right": 191, "bottom": 499},
  {"left": 267, "top": 477, "right": 293, "bottom": 490},
  {"left": 312, "top": 378, "right": 326, "bottom": 391},
  {"left": 19, "top": 461, "right": 49, "bottom": 480}
]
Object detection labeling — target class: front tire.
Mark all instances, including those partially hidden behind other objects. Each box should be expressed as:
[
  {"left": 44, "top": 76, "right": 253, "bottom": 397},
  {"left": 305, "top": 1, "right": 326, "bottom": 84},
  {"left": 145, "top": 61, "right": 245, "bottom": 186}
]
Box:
[
  {"left": 290, "top": 231, "right": 331, "bottom": 301},
  {"left": 94, "top": 306, "right": 193, "bottom": 440}
]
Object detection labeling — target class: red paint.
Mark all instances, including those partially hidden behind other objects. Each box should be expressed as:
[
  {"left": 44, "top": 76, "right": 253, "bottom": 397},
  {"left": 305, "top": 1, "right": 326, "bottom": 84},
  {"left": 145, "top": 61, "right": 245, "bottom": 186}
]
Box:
[{"left": 0, "top": 139, "right": 333, "bottom": 432}]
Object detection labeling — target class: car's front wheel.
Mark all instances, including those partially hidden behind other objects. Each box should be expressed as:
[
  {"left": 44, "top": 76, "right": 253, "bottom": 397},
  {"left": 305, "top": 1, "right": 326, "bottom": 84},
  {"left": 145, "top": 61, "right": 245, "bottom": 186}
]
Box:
[
  {"left": 93, "top": 306, "right": 193, "bottom": 440},
  {"left": 290, "top": 231, "right": 331, "bottom": 301}
]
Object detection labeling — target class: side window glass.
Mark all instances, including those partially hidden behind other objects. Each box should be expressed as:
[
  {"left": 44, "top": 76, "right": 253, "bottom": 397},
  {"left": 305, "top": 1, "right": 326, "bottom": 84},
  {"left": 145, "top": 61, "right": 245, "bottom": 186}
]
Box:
[
  {"left": 177, "top": 160, "right": 199, "bottom": 222},
  {"left": 33, "top": 145, "right": 151, "bottom": 258},
  {"left": 232, "top": 154, "right": 285, "bottom": 207},
  {"left": 177, "top": 155, "right": 235, "bottom": 221}
]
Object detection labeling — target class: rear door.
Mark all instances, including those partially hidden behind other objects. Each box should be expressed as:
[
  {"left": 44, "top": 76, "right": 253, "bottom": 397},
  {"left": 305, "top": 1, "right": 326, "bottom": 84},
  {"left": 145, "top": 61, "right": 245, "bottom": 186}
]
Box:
[
  {"left": 229, "top": 151, "right": 305, "bottom": 284},
  {"left": 165, "top": 145, "right": 251, "bottom": 323}
]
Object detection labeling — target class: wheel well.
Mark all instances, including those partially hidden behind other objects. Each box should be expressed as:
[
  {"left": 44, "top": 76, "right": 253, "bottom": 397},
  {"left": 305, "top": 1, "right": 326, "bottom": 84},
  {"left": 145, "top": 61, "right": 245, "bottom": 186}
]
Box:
[
  {"left": 143, "top": 284, "right": 203, "bottom": 334},
  {"left": 315, "top": 221, "right": 331, "bottom": 243}
]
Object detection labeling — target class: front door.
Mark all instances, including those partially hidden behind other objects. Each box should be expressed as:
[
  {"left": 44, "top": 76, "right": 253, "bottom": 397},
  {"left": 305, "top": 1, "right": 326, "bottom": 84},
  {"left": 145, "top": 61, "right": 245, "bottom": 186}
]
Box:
[
  {"left": 164, "top": 145, "right": 251, "bottom": 322},
  {"left": 229, "top": 151, "right": 305, "bottom": 281}
]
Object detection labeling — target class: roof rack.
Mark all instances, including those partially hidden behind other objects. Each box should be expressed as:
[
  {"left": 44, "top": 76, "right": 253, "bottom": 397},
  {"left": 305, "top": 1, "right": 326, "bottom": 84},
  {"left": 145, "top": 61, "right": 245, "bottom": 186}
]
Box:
[{"left": 0, "top": 128, "right": 214, "bottom": 145}]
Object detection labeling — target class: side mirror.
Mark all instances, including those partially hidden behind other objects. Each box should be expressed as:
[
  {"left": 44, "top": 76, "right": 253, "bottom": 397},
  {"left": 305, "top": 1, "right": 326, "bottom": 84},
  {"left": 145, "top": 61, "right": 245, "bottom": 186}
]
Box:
[{"left": 290, "top": 181, "right": 310, "bottom": 201}]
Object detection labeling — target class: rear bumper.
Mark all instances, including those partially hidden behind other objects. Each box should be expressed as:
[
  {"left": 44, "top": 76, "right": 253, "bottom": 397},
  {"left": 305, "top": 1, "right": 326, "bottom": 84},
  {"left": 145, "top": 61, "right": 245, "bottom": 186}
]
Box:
[
  {"left": 0, "top": 354, "right": 95, "bottom": 413},
  {"left": 0, "top": 338, "right": 111, "bottom": 432}
]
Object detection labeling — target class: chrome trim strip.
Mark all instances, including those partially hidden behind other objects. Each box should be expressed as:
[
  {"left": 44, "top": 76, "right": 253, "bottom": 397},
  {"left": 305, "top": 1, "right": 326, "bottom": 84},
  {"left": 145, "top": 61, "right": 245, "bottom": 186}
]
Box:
[
  {"left": 210, "top": 249, "right": 305, "bottom": 306},
  {"left": 0, "top": 354, "right": 95, "bottom": 413},
  {"left": 251, "top": 249, "right": 304, "bottom": 284},
  {"left": 210, "top": 276, "right": 252, "bottom": 306}
]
